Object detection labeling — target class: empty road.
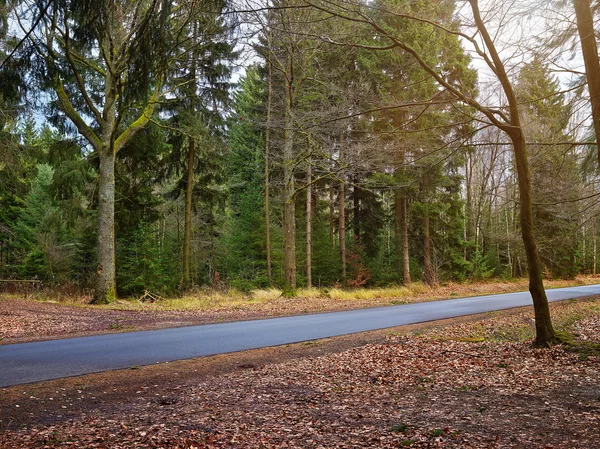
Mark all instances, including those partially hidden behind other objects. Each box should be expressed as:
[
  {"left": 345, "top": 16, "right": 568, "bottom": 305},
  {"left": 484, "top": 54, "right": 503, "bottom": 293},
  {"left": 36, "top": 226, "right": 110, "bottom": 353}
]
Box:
[{"left": 1, "top": 284, "right": 599, "bottom": 387}]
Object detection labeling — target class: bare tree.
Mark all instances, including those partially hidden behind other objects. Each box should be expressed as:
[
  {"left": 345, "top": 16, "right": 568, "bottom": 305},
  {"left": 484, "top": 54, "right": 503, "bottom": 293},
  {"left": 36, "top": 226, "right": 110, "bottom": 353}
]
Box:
[{"left": 303, "top": 0, "right": 558, "bottom": 345}]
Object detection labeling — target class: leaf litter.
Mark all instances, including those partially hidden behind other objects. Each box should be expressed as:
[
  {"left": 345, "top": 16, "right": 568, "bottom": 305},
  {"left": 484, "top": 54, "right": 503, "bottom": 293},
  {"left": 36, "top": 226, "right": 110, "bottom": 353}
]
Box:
[{"left": 0, "top": 299, "right": 599, "bottom": 448}]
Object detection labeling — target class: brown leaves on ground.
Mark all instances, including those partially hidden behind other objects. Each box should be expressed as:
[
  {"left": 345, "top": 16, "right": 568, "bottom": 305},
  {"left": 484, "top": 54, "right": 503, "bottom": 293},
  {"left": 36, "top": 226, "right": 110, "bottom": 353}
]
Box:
[{"left": 1, "top": 299, "right": 599, "bottom": 448}]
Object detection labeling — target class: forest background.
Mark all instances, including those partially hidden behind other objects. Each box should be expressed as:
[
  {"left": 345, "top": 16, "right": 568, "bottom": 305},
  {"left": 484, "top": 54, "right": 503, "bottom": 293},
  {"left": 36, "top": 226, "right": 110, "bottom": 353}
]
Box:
[{"left": 1, "top": 0, "right": 599, "bottom": 309}]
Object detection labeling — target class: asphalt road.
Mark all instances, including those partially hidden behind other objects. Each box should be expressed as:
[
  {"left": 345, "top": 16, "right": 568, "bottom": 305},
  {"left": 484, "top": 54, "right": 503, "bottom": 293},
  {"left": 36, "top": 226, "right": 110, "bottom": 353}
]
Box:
[{"left": 1, "top": 284, "right": 600, "bottom": 387}]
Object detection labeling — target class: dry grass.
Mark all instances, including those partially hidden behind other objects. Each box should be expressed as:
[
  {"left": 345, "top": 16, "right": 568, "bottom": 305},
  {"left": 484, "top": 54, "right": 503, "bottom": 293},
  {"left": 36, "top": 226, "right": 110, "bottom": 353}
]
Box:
[
  {"left": 410, "top": 297, "right": 600, "bottom": 344},
  {"left": 22, "top": 276, "right": 600, "bottom": 315}
]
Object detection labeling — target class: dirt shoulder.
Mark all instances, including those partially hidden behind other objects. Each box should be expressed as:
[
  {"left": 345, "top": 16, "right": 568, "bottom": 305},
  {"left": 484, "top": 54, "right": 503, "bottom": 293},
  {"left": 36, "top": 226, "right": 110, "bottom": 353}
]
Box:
[
  {"left": 1, "top": 278, "right": 598, "bottom": 344},
  {"left": 1, "top": 298, "right": 599, "bottom": 448}
]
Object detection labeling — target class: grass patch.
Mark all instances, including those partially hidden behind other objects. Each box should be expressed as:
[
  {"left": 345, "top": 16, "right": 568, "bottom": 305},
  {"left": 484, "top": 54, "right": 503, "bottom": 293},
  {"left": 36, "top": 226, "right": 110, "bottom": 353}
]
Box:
[
  {"left": 19, "top": 277, "right": 600, "bottom": 316},
  {"left": 250, "top": 288, "right": 282, "bottom": 302},
  {"left": 390, "top": 423, "right": 410, "bottom": 434},
  {"left": 328, "top": 285, "right": 417, "bottom": 300}
]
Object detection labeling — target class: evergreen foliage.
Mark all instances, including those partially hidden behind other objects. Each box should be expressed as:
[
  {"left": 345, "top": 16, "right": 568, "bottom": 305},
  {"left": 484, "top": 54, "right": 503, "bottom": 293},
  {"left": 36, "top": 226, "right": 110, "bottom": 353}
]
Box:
[{"left": 0, "top": 0, "right": 598, "bottom": 299}]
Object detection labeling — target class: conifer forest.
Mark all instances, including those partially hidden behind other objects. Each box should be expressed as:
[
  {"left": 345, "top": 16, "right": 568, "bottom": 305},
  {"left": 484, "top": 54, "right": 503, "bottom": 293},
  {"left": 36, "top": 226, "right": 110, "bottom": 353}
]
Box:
[{"left": 2, "top": 0, "right": 600, "bottom": 342}]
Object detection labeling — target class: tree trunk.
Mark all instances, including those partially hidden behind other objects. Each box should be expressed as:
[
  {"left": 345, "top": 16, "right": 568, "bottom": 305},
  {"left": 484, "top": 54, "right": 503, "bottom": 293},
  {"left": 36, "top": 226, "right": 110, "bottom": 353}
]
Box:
[
  {"left": 465, "top": 152, "right": 473, "bottom": 261},
  {"left": 511, "top": 131, "right": 555, "bottom": 345},
  {"left": 353, "top": 177, "right": 360, "bottom": 242},
  {"left": 400, "top": 195, "right": 411, "bottom": 284},
  {"left": 183, "top": 138, "right": 195, "bottom": 288},
  {"left": 339, "top": 147, "right": 346, "bottom": 283},
  {"left": 394, "top": 191, "right": 411, "bottom": 284},
  {"left": 505, "top": 208, "right": 512, "bottom": 275},
  {"left": 574, "top": 0, "right": 600, "bottom": 169},
  {"left": 468, "top": 0, "right": 555, "bottom": 345},
  {"left": 394, "top": 191, "right": 402, "bottom": 276},
  {"left": 265, "top": 37, "right": 273, "bottom": 287},
  {"left": 93, "top": 145, "right": 117, "bottom": 303},
  {"left": 329, "top": 179, "right": 335, "bottom": 248},
  {"left": 594, "top": 220, "right": 597, "bottom": 276},
  {"left": 582, "top": 223, "right": 586, "bottom": 275},
  {"left": 423, "top": 213, "right": 435, "bottom": 286},
  {"left": 283, "top": 84, "right": 296, "bottom": 295},
  {"left": 306, "top": 158, "right": 312, "bottom": 288}
]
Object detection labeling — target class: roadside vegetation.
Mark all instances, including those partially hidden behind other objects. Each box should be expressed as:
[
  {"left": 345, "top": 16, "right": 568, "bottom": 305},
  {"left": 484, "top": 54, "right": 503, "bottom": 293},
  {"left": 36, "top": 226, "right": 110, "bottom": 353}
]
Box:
[
  {"left": 1, "top": 277, "right": 598, "bottom": 345},
  {"left": 21, "top": 276, "right": 600, "bottom": 311}
]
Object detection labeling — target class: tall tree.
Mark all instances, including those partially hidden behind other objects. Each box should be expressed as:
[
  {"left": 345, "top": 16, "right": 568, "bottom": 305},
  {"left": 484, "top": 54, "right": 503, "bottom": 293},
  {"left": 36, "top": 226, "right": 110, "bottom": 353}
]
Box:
[
  {"left": 15, "top": 0, "right": 184, "bottom": 302},
  {"left": 304, "top": 0, "right": 557, "bottom": 345},
  {"left": 573, "top": 0, "right": 600, "bottom": 168},
  {"left": 161, "top": 4, "right": 234, "bottom": 288}
]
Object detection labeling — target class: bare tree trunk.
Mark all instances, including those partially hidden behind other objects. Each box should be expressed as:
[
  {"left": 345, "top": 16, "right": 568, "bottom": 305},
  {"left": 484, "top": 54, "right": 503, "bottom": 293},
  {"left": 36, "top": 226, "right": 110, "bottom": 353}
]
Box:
[
  {"left": 394, "top": 191, "right": 411, "bottom": 284},
  {"left": 505, "top": 208, "right": 512, "bottom": 275},
  {"left": 394, "top": 191, "right": 402, "bottom": 276},
  {"left": 306, "top": 158, "right": 312, "bottom": 288},
  {"left": 582, "top": 223, "right": 586, "bottom": 275},
  {"left": 400, "top": 195, "right": 411, "bottom": 284},
  {"left": 574, "top": 0, "right": 600, "bottom": 169},
  {"left": 594, "top": 220, "right": 597, "bottom": 276},
  {"left": 468, "top": 0, "right": 555, "bottom": 346},
  {"left": 423, "top": 213, "right": 434, "bottom": 286},
  {"left": 353, "top": 177, "right": 360, "bottom": 242},
  {"left": 182, "top": 20, "right": 200, "bottom": 290},
  {"left": 329, "top": 180, "right": 335, "bottom": 248},
  {"left": 183, "top": 138, "right": 195, "bottom": 288},
  {"left": 283, "top": 81, "right": 296, "bottom": 295},
  {"left": 511, "top": 131, "right": 555, "bottom": 345},
  {"left": 265, "top": 33, "right": 273, "bottom": 287},
  {"left": 339, "top": 146, "right": 346, "bottom": 283},
  {"left": 465, "top": 152, "right": 473, "bottom": 260}
]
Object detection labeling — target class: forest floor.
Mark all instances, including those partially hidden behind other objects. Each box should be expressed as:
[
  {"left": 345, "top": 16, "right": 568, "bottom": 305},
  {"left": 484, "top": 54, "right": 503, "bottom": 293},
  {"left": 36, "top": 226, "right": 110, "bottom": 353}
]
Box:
[
  {"left": 0, "top": 298, "right": 599, "bottom": 448},
  {"left": 1, "top": 277, "right": 599, "bottom": 344}
]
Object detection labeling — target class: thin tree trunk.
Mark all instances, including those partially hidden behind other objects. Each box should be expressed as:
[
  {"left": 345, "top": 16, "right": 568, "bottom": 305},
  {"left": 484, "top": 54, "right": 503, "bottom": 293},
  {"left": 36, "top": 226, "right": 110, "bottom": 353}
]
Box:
[
  {"left": 423, "top": 213, "right": 434, "bottom": 286},
  {"left": 469, "top": 0, "right": 555, "bottom": 345},
  {"left": 329, "top": 179, "right": 335, "bottom": 248},
  {"left": 582, "top": 223, "right": 586, "bottom": 275},
  {"left": 265, "top": 31, "right": 273, "bottom": 287},
  {"left": 400, "top": 195, "right": 411, "bottom": 284},
  {"left": 394, "top": 191, "right": 411, "bottom": 284},
  {"left": 593, "top": 220, "right": 597, "bottom": 276},
  {"left": 183, "top": 21, "right": 198, "bottom": 289},
  {"left": 505, "top": 208, "right": 512, "bottom": 275},
  {"left": 183, "top": 138, "right": 195, "bottom": 288},
  {"left": 306, "top": 158, "right": 312, "bottom": 288},
  {"left": 465, "top": 152, "right": 473, "bottom": 261},
  {"left": 394, "top": 191, "right": 402, "bottom": 276},
  {"left": 511, "top": 131, "right": 555, "bottom": 345},
  {"left": 339, "top": 146, "right": 346, "bottom": 283},
  {"left": 353, "top": 176, "right": 360, "bottom": 242},
  {"left": 283, "top": 79, "right": 296, "bottom": 295},
  {"left": 574, "top": 0, "right": 600, "bottom": 169}
]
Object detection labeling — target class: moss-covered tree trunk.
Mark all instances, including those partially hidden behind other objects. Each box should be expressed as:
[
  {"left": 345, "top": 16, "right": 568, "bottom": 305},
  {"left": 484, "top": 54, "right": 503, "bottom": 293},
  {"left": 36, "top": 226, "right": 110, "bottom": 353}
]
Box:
[
  {"left": 93, "top": 80, "right": 118, "bottom": 304},
  {"left": 94, "top": 143, "right": 117, "bottom": 303}
]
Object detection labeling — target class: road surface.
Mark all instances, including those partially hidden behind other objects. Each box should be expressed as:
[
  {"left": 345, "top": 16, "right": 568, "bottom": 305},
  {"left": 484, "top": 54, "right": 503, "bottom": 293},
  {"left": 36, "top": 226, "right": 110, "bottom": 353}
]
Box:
[{"left": 1, "top": 284, "right": 599, "bottom": 387}]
